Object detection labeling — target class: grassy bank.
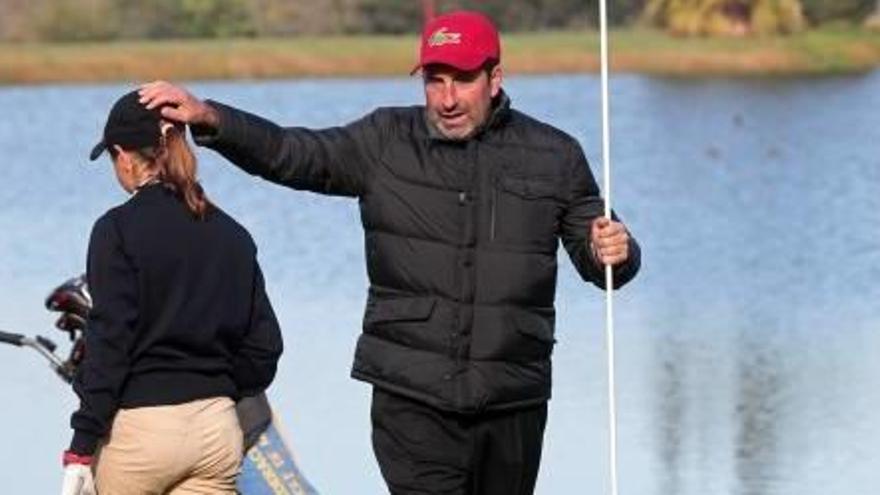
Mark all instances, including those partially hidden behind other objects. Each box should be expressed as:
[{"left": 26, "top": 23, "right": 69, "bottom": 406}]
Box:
[{"left": 1, "top": 27, "right": 878, "bottom": 84}]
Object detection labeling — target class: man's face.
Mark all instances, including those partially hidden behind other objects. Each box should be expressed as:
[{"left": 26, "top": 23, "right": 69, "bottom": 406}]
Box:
[{"left": 423, "top": 63, "right": 503, "bottom": 141}]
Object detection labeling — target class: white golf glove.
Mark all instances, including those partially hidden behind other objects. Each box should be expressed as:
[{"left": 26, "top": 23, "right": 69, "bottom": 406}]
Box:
[{"left": 61, "top": 463, "right": 96, "bottom": 495}]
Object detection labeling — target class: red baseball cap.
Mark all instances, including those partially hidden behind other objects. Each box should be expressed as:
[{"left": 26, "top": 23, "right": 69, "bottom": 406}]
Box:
[{"left": 412, "top": 11, "right": 501, "bottom": 74}]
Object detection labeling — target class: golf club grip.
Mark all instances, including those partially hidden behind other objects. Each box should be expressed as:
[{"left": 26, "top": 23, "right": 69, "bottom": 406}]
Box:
[{"left": 0, "top": 330, "right": 24, "bottom": 346}]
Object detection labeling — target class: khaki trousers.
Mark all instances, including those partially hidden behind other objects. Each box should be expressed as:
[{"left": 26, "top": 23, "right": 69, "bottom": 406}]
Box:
[{"left": 94, "top": 396, "right": 243, "bottom": 495}]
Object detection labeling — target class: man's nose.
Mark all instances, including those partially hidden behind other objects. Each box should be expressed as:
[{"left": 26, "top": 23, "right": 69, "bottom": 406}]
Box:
[{"left": 441, "top": 83, "right": 457, "bottom": 109}]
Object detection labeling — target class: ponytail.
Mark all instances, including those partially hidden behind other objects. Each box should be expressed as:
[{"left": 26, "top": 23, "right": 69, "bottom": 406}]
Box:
[
  {"left": 127, "top": 123, "right": 212, "bottom": 219},
  {"left": 159, "top": 125, "right": 210, "bottom": 219}
]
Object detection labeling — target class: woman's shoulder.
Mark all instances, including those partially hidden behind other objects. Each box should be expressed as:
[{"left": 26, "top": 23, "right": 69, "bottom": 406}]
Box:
[
  {"left": 88, "top": 192, "right": 147, "bottom": 235},
  {"left": 207, "top": 205, "right": 257, "bottom": 251},
  {"left": 91, "top": 202, "right": 127, "bottom": 231},
  {"left": 86, "top": 205, "right": 128, "bottom": 252}
]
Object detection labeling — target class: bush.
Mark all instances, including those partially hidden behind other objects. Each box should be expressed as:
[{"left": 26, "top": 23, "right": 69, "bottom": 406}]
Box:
[
  {"left": 177, "top": 0, "right": 256, "bottom": 38},
  {"left": 643, "top": 0, "right": 806, "bottom": 36},
  {"left": 800, "top": 0, "right": 874, "bottom": 25},
  {"left": 33, "top": 0, "right": 120, "bottom": 41},
  {"left": 752, "top": 0, "right": 806, "bottom": 34}
]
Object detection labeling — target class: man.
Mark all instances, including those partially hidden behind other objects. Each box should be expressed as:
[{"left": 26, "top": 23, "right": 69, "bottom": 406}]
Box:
[{"left": 140, "top": 10, "right": 640, "bottom": 494}]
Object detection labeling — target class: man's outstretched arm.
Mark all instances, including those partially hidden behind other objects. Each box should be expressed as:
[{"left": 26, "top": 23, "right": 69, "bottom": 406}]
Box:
[{"left": 139, "top": 80, "right": 381, "bottom": 198}]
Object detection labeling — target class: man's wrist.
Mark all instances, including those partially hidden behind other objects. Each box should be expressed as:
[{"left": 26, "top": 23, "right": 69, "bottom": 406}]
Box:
[
  {"left": 202, "top": 102, "right": 221, "bottom": 129},
  {"left": 62, "top": 450, "right": 93, "bottom": 467},
  {"left": 191, "top": 100, "right": 223, "bottom": 144}
]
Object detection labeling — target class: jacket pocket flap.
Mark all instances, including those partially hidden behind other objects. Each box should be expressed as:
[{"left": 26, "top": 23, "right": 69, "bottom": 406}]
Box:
[
  {"left": 499, "top": 176, "right": 557, "bottom": 200},
  {"left": 366, "top": 297, "right": 437, "bottom": 324},
  {"left": 510, "top": 310, "right": 556, "bottom": 343}
]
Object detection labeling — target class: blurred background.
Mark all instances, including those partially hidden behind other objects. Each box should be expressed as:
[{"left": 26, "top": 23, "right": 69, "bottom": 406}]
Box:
[
  {"left": 1, "top": 0, "right": 879, "bottom": 81},
  {"left": 0, "top": 1, "right": 878, "bottom": 494},
  {"left": 0, "top": 0, "right": 878, "bottom": 39}
]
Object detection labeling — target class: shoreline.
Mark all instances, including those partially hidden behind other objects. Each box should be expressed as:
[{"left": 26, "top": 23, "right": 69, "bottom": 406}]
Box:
[{"left": 1, "top": 28, "right": 878, "bottom": 85}]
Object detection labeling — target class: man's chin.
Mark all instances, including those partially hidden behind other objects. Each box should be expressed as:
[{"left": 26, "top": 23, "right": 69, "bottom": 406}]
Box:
[{"left": 438, "top": 124, "right": 475, "bottom": 141}]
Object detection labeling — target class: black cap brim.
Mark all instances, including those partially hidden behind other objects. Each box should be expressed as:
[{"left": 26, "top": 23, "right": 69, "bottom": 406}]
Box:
[{"left": 89, "top": 141, "right": 107, "bottom": 161}]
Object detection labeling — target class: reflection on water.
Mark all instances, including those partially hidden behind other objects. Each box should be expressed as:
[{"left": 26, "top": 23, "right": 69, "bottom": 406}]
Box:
[
  {"left": 658, "top": 344, "right": 685, "bottom": 495},
  {"left": 1, "top": 72, "right": 879, "bottom": 494},
  {"left": 734, "top": 336, "right": 783, "bottom": 495},
  {"left": 654, "top": 331, "right": 789, "bottom": 495}
]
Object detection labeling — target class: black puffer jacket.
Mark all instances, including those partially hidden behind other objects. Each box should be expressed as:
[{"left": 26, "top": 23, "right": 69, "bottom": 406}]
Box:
[{"left": 195, "top": 92, "right": 640, "bottom": 413}]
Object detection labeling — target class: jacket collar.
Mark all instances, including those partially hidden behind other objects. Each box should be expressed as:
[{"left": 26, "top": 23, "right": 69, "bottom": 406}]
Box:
[{"left": 424, "top": 89, "right": 511, "bottom": 142}]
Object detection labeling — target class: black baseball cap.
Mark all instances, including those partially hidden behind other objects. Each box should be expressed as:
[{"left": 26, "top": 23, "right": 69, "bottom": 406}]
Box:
[{"left": 89, "top": 90, "right": 163, "bottom": 161}]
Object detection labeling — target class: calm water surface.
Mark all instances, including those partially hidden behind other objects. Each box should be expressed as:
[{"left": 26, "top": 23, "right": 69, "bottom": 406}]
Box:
[{"left": 0, "top": 72, "right": 878, "bottom": 494}]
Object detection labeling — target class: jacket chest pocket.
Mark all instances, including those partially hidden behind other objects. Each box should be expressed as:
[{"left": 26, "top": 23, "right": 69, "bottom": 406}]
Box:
[{"left": 490, "top": 176, "right": 560, "bottom": 247}]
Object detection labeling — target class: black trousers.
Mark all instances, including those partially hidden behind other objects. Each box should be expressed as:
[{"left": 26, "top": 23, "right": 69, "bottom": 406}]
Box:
[{"left": 371, "top": 388, "right": 548, "bottom": 495}]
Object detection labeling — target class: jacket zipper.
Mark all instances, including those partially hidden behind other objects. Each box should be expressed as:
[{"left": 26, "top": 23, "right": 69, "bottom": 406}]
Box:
[{"left": 490, "top": 185, "right": 497, "bottom": 241}]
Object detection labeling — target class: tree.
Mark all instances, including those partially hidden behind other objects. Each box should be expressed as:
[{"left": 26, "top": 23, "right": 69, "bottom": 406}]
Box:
[
  {"left": 358, "top": 0, "right": 422, "bottom": 34},
  {"left": 32, "top": 0, "right": 120, "bottom": 41},
  {"left": 642, "top": 0, "right": 806, "bottom": 36},
  {"left": 177, "top": 0, "right": 256, "bottom": 38},
  {"left": 246, "top": 0, "right": 312, "bottom": 36}
]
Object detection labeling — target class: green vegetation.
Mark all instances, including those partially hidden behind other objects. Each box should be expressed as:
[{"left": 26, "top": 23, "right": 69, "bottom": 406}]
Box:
[
  {"left": 643, "top": 0, "right": 807, "bottom": 36},
  {"left": 1, "top": 0, "right": 878, "bottom": 41},
  {"left": 0, "top": 0, "right": 877, "bottom": 83},
  {"left": 1, "top": 27, "right": 878, "bottom": 84},
  {"left": 801, "top": 0, "right": 876, "bottom": 24}
]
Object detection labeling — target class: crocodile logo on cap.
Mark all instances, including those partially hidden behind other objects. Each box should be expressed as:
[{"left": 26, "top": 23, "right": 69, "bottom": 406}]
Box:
[{"left": 428, "top": 27, "right": 462, "bottom": 47}]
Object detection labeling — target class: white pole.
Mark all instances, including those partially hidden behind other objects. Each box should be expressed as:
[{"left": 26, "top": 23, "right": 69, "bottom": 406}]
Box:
[{"left": 598, "top": 1, "right": 619, "bottom": 495}]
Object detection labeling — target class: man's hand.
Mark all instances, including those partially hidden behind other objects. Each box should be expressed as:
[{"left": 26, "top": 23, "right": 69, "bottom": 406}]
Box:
[
  {"left": 60, "top": 463, "right": 95, "bottom": 495},
  {"left": 590, "top": 217, "right": 630, "bottom": 267},
  {"left": 138, "top": 80, "right": 219, "bottom": 129}
]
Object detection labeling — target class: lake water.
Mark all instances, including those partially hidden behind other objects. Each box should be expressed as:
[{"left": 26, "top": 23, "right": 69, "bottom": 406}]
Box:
[{"left": 0, "top": 71, "right": 878, "bottom": 494}]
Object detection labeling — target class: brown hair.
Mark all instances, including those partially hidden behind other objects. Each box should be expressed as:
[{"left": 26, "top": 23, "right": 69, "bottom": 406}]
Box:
[{"left": 127, "top": 123, "right": 211, "bottom": 219}]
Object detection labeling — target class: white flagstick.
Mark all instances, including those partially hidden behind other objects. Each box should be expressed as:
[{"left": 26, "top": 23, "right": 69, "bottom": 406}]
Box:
[{"left": 598, "top": 1, "right": 619, "bottom": 495}]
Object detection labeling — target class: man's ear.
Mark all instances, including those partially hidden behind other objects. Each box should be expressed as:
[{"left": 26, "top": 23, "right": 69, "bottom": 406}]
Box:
[{"left": 489, "top": 65, "right": 503, "bottom": 98}]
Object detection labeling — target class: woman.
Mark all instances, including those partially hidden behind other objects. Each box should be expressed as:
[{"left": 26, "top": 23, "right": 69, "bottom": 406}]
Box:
[{"left": 61, "top": 90, "right": 283, "bottom": 495}]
